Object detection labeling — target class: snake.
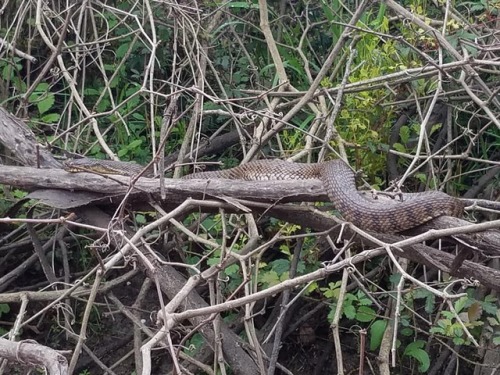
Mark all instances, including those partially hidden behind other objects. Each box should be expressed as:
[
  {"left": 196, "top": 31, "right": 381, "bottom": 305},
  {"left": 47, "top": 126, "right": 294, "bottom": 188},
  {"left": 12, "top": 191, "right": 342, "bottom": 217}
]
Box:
[
  {"left": 63, "top": 158, "right": 464, "bottom": 233},
  {"left": 63, "top": 158, "right": 154, "bottom": 177}
]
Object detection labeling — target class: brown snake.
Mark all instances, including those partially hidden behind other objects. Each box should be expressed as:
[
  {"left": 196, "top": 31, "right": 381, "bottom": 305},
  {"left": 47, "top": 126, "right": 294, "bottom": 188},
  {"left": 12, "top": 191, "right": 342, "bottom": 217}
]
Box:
[
  {"left": 64, "top": 158, "right": 464, "bottom": 233},
  {"left": 64, "top": 158, "right": 153, "bottom": 176}
]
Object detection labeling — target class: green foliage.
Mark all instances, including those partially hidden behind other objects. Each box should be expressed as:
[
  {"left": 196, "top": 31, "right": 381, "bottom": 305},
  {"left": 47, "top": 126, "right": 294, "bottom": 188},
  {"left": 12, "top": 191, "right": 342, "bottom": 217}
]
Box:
[
  {"left": 200, "top": 215, "right": 223, "bottom": 239},
  {"left": 429, "top": 295, "right": 486, "bottom": 345},
  {"left": 135, "top": 213, "right": 147, "bottom": 225},
  {"left": 404, "top": 286, "right": 436, "bottom": 315},
  {"left": 27, "top": 83, "right": 57, "bottom": 119},
  {"left": 0, "top": 303, "right": 10, "bottom": 316},
  {"left": 183, "top": 332, "right": 204, "bottom": 355},
  {"left": 0, "top": 1, "right": 497, "bottom": 372},
  {"left": 0, "top": 56, "right": 24, "bottom": 97},
  {"left": 369, "top": 319, "right": 387, "bottom": 351},
  {"left": 257, "top": 227, "right": 320, "bottom": 292},
  {"left": 12, "top": 189, "right": 27, "bottom": 199},
  {"left": 322, "top": 282, "right": 377, "bottom": 323},
  {"left": 457, "top": 0, "right": 500, "bottom": 16},
  {"left": 403, "top": 340, "right": 430, "bottom": 372},
  {"left": 333, "top": 22, "right": 402, "bottom": 175},
  {"left": 118, "top": 139, "right": 145, "bottom": 159},
  {"left": 258, "top": 257, "right": 308, "bottom": 288}
]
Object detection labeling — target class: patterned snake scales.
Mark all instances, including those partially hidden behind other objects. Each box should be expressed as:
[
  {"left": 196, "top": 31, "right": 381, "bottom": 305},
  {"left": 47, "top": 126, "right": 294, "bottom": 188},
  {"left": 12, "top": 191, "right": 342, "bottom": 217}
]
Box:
[{"left": 64, "top": 158, "right": 464, "bottom": 233}]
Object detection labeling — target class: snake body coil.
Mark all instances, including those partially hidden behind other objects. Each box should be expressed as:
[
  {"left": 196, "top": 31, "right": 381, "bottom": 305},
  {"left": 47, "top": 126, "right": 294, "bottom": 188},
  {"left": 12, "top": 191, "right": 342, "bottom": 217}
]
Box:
[
  {"left": 64, "top": 158, "right": 464, "bottom": 232},
  {"left": 183, "top": 159, "right": 464, "bottom": 233}
]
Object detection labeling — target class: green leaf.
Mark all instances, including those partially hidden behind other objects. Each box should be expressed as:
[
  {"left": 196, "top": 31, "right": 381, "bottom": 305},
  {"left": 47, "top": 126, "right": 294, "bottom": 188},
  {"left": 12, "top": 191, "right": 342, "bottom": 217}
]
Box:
[
  {"left": 224, "top": 264, "right": 240, "bottom": 276},
  {"left": 206, "top": 257, "right": 221, "bottom": 266},
  {"left": 430, "top": 123, "right": 442, "bottom": 135},
  {"left": 128, "top": 139, "right": 143, "bottom": 149},
  {"left": 296, "top": 260, "right": 306, "bottom": 274},
  {"left": 184, "top": 333, "right": 204, "bottom": 354},
  {"left": 493, "top": 336, "right": 500, "bottom": 346},
  {"left": 35, "top": 82, "right": 49, "bottom": 91},
  {"left": 131, "top": 112, "right": 145, "bottom": 121},
  {"left": 469, "top": 3, "right": 485, "bottom": 12},
  {"left": 116, "top": 42, "right": 131, "bottom": 59},
  {"left": 392, "top": 142, "right": 406, "bottom": 153},
  {"left": 389, "top": 273, "right": 401, "bottom": 285},
  {"left": 343, "top": 305, "right": 356, "bottom": 320},
  {"left": 135, "top": 214, "right": 146, "bottom": 224},
  {"left": 399, "top": 125, "right": 410, "bottom": 144},
  {"left": 117, "top": 148, "right": 128, "bottom": 157},
  {"left": 279, "top": 243, "right": 291, "bottom": 256},
  {"left": 358, "top": 296, "right": 372, "bottom": 306},
  {"left": 344, "top": 293, "right": 356, "bottom": 304},
  {"left": 305, "top": 281, "right": 318, "bottom": 295},
  {"left": 37, "top": 94, "right": 55, "bottom": 114},
  {"left": 327, "top": 306, "right": 335, "bottom": 323},
  {"left": 429, "top": 326, "right": 445, "bottom": 335},
  {"left": 486, "top": 317, "right": 499, "bottom": 326},
  {"left": 400, "top": 327, "right": 414, "bottom": 336},
  {"left": 482, "top": 299, "right": 498, "bottom": 315},
  {"left": 271, "top": 259, "right": 290, "bottom": 275},
  {"left": 404, "top": 340, "right": 425, "bottom": 351},
  {"left": 41, "top": 113, "right": 60, "bottom": 123},
  {"left": 437, "top": 318, "right": 452, "bottom": 328},
  {"left": 13, "top": 190, "right": 27, "bottom": 199},
  {"left": 424, "top": 293, "right": 436, "bottom": 314},
  {"left": 404, "top": 341, "right": 430, "bottom": 372},
  {"left": 369, "top": 320, "right": 387, "bottom": 350},
  {"left": 453, "top": 326, "right": 464, "bottom": 337},
  {"left": 399, "top": 315, "right": 411, "bottom": 327},
  {"left": 0, "top": 304, "right": 10, "bottom": 316},
  {"left": 2, "top": 65, "right": 12, "bottom": 80},
  {"left": 321, "top": 282, "right": 340, "bottom": 299},
  {"left": 484, "top": 294, "right": 497, "bottom": 303},
  {"left": 259, "top": 270, "right": 280, "bottom": 287},
  {"left": 185, "top": 255, "right": 200, "bottom": 266},
  {"left": 454, "top": 296, "right": 469, "bottom": 313},
  {"left": 415, "top": 173, "right": 427, "bottom": 183},
  {"left": 356, "top": 306, "right": 377, "bottom": 322}
]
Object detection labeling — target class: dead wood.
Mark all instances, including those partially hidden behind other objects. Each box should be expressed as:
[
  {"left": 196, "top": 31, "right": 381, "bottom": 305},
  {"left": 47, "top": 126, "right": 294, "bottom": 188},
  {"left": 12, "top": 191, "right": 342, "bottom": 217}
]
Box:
[
  {"left": 1, "top": 164, "right": 499, "bottom": 256},
  {"left": 0, "top": 164, "right": 325, "bottom": 205},
  {"left": 75, "top": 206, "right": 261, "bottom": 375},
  {"left": 0, "top": 338, "right": 68, "bottom": 375},
  {"left": 1, "top": 106, "right": 500, "bottom": 371}
]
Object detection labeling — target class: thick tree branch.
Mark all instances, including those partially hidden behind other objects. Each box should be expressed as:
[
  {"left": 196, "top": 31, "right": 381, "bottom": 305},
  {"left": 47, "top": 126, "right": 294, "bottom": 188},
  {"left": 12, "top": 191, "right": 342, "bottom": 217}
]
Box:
[
  {"left": 0, "top": 165, "right": 325, "bottom": 204},
  {"left": 0, "top": 338, "right": 68, "bottom": 375}
]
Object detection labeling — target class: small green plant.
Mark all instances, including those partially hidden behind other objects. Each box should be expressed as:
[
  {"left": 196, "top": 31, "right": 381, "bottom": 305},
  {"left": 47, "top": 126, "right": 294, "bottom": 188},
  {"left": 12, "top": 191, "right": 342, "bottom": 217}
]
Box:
[
  {"left": 321, "top": 281, "right": 377, "bottom": 323},
  {"left": 482, "top": 309, "right": 500, "bottom": 345},
  {"left": 403, "top": 340, "right": 430, "bottom": 372},
  {"left": 183, "top": 332, "right": 204, "bottom": 356},
  {"left": 369, "top": 318, "right": 431, "bottom": 372},
  {"left": 430, "top": 295, "right": 485, "bottom": 345},
  {"left": 28, "top": 83, "right": 59, "bottom": 122}
]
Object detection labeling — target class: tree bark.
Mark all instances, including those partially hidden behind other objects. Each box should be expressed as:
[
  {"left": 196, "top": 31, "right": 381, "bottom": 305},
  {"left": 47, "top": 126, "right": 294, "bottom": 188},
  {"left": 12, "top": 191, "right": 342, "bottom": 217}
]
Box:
[{"left": 0, "top": 338, "right": 68, "bottom": 375}]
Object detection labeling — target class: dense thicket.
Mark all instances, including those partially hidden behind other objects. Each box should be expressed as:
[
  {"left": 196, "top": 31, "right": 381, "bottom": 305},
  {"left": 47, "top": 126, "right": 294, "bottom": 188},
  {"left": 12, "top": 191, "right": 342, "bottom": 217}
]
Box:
[{"left": 1, "top": 1, "right": 500, "bottom": 374}]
